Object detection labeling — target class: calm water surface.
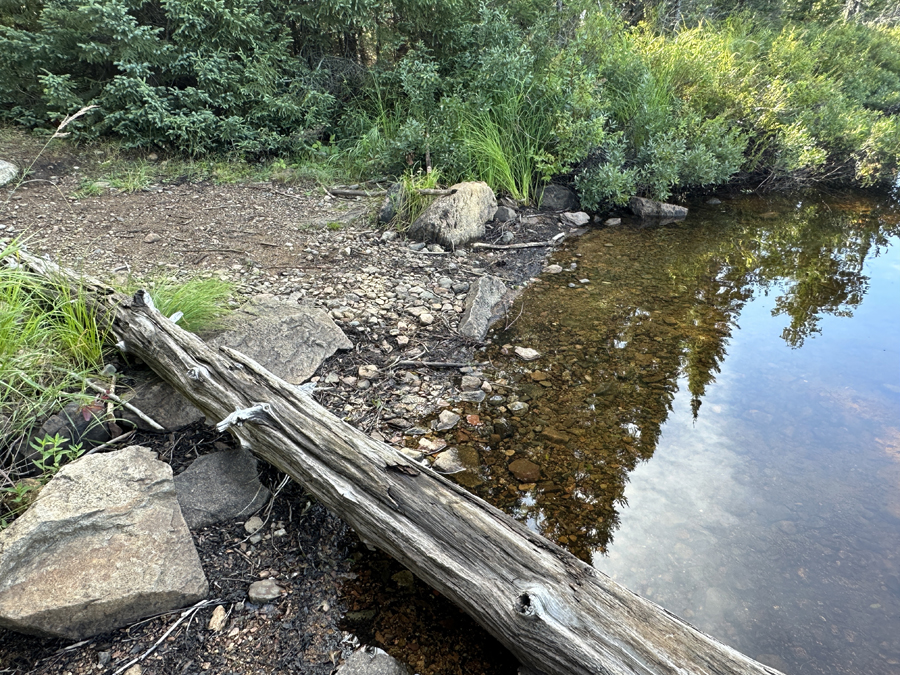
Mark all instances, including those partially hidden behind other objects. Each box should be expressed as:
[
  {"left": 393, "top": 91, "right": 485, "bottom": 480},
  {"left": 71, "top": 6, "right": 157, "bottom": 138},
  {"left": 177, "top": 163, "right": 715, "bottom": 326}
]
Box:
[{"left": 474, "top": 193, "right": 899, "bottom": 674}]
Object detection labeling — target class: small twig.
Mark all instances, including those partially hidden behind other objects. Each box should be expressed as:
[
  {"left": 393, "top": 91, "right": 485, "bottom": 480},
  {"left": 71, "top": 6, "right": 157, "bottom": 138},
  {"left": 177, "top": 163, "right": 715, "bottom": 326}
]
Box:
[
  {"left": 83, "top": 379, "right": 164, "bottom": 431},
  {"left": 472, "top": 235, "right": 564, "bottom": 250},
  {"left": 504, "top": 299, "right": 526, "bottom": 331},
  {"left": 112, "top": 599, "right": 217, "bottom": 675},
  {"left": 177, "top": 248, "right": 244, "bottom": 255},
  {"left": 82, "top": 429, "right": 136, "bottom": 456}
]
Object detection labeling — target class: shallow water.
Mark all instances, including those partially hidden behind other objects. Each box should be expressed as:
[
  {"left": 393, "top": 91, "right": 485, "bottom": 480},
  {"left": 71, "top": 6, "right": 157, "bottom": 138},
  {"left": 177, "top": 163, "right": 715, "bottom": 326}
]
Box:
[{"left": 475, "top": 192, "right": 900, "bottom": 674}]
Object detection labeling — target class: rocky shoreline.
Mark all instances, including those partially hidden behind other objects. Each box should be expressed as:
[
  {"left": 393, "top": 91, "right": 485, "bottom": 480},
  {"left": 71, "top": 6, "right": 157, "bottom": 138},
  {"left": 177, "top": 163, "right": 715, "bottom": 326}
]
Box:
[{"left": 1, "top": 165, "right": 591, "bottom": 674}]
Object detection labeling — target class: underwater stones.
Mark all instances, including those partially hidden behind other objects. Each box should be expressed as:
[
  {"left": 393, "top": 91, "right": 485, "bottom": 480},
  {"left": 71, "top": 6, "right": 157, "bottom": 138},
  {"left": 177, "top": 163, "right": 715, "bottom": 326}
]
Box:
[
  {"left": 508, "top": 458, "right": 541, "bottom": 482},
  {"left": 514, "top": 346, "right": 541, "bottom": 361}
]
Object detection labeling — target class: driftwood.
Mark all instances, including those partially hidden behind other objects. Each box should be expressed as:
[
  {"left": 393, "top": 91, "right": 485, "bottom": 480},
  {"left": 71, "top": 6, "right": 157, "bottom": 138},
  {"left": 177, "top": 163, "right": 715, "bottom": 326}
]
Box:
[
  {"left": 326, "top": 187, "right": 457, "bottom": 198},
  {"left": 17, "top": 251, "right": 783, "bottom": 675},
  {"left": 473, "top": 232, "right": 567, "bottom": 250}
]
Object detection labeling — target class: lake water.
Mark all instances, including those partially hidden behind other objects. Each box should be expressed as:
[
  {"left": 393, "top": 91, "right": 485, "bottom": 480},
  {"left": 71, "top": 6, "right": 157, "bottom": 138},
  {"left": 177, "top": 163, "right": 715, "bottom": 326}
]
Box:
[{"left": 474, "top": 192, "right": 900, "bottom": 674}]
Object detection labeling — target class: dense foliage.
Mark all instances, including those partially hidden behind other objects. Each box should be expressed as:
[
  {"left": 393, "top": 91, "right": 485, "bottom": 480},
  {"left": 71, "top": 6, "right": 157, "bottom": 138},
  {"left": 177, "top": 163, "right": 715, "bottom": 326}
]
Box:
[{"left": 1, "top": 0, "right": 898, "bottom": 203}]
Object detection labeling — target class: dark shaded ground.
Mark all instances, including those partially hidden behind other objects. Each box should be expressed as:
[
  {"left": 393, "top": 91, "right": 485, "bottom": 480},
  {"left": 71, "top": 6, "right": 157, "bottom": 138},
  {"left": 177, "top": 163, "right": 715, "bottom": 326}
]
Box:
[{"left": 0, "top": 420, "right": 518, "bottom": 675}]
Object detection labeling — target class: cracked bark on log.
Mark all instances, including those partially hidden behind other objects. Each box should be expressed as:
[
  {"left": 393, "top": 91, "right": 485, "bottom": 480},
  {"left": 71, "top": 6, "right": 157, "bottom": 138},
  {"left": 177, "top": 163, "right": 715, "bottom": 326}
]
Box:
[{"left": 16, "top": 251, "right": 784, "bottom": 675}]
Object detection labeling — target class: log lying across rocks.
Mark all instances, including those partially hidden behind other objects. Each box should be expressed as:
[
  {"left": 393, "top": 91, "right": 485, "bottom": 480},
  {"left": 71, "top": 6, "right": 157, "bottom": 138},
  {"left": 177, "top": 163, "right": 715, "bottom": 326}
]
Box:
[{"left": 18, "top": 252, "right": 783, "bottom": 675}]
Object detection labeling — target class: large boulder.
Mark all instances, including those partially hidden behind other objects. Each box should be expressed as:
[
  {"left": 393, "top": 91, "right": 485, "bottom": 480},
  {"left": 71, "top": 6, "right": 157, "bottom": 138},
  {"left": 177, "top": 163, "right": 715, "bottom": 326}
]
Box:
[
  {"left": 175, "top": 448, "right": 271, "bottom": 530},
  {"left": 0, "top": 446, "right": 208, "bottom": 639},
  {"left": 206, "top": 295, "right": 352, "bottom": 384},
  {"left": 457, "top": 275, "right": 509, "bottom": 341},
  {"left": 408, "top": 182, "right": 497, "bottom": 249},
  {"left": 0, "top": 160, "right": 18, "bottom": 187},
  {"left": 629, "top": 196, "right": 688, "bottom": 218}
]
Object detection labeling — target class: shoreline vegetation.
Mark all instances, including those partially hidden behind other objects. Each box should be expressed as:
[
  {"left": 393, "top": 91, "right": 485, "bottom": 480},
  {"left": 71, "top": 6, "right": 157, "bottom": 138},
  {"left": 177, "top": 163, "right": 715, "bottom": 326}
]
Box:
[{"left": 0, "top": 0, "right": 898, "bottom": 206}]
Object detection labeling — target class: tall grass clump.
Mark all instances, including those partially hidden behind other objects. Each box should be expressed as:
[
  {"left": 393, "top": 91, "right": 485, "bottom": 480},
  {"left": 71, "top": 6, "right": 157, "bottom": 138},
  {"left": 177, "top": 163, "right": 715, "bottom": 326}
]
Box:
[
  {"left": 460, "top": 89, "right": 556, "bottom": 204},
  {"left": 134, "top": 276, "right": 234, "bottom": 333},
  {"left": 0, "top": 242, "right": 107, "bottom": 478}
]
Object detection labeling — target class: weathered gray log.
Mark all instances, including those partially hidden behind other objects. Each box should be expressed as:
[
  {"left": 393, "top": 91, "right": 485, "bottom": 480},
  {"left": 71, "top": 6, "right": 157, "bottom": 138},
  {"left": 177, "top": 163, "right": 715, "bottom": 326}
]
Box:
[{"left": 16, "top": 251, "right": 783, "bottom": 675}]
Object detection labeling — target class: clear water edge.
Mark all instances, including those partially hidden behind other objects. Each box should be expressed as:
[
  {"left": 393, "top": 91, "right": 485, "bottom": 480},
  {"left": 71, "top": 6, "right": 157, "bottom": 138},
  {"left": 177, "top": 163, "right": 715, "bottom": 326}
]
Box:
[{"left": 467, "top": 192, "right": 900, "bottom": 675}]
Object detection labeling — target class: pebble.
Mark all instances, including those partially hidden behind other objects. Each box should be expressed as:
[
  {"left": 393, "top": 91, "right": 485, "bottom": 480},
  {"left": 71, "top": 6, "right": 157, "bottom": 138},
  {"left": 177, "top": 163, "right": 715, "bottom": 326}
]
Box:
[
  {"left": 499, "top": 231, "right": 515, "bottom": 244},
  {"left": 247, "top": 579, "right": 283, "bottom": 604},
  {"left": 418, "top": 313, "right": 435, "bottom": 325},
  {"left": 358, "top": 364, "right": 379, "bottom": 379},
  {"left": 143, "top": 232, "right": 161, "bottom": 243},
  {"left": 434, "top": 410, "right": 460, "bottom": 431},
  {"left": 514, "top": 346, "right": 541, "bottom": 361},
  {"left": 546, "top": 264, "right": 563, "bottom": 274},
  {"left": 458, "top": 390, "right": 486, "bottom": 403},
  {"left": 244, "top": 516, "right": 264, "bottom": 534},
  {"left": 409, "top": 242, "right": 426, "bottom": 251},
  {"left": 460, "top": 375, "right": 482, "bottom": 391},
  {"left": 208, "top": 605, "right": 228, "bottom": 632},
  {"left": 508, "top": 458, "right": 541, "bottom": 482},
  {"left": 604, "top": 218, "right": 622, "bottom": 226},
  {"left": 508, "top": 401, "right": 529, "bottom": 416}
]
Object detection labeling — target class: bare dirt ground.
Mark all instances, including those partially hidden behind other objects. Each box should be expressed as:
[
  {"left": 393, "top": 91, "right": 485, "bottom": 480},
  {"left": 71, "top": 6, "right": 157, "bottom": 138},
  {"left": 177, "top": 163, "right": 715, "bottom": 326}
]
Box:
[{"left": 0, "top": 134, "right": 575, "bottom": 675}]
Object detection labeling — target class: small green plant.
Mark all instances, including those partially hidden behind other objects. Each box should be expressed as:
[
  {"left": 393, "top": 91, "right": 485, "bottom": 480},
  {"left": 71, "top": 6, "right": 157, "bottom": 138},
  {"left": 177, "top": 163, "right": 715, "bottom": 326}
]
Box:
[
  {"left": 29, "top": 433, "right": 83, "bottom": 475},
  {"left": 1, "top": 435, "right": 83, "bottom": 528},
  {"left": 108, "top": 161, "right": 152, "bottom": 193},
  {"left": 326, "top": 221, "right": 343, "bottom": 230},
  {"left": 71, "top": 178, "right": 104, "bottom": 199},
  {"left": 386, "top": 169, "right": 445, "bottom": 230}
]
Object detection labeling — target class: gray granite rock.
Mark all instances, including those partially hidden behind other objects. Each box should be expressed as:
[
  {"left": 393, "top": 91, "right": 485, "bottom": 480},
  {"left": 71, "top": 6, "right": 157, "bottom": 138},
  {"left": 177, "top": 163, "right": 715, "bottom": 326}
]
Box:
[
  {"left": 494, "top": 205, "right": 517, "bottom": 222},
  {"left": 560, "top": 211, "right": 590, "bottom": 226},
  {"left": 119, "top": 370, "right": 204, "bottom": 430},
  {"left": 629, "top": 196, "right": 688, "bottom": 218},
  {"left": 0, "top": 160, "right": 18, "bottom": 187},
  {"left": 457, "top": 275, "right": 509, "bottom": 341},
  {"left": 0, "top": 446, "right": 208, "bottom": 639},
  {"left": 409, "top": 181, "right": 497, "bottom": 249},
  {"left": 378, "top": 183, "right": 406, "bottom": 224},
  {"left": 337, "top": 646, "right": 412, "bottom": 675},
  {"left": 175, "top": 448, "right": 270, "bottom": 529},
  {"left": 206, "top": 295, "right": 352, "bottom": 384},
  {"left": 537, "top": 184, "right": 579, "bottom": 211}
]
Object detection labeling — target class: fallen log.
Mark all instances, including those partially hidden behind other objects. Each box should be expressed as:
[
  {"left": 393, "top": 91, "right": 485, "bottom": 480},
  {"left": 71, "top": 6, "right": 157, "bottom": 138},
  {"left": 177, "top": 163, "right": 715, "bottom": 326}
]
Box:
[{"left": 17, "top": 251, "right": 783, "bottom": 675}]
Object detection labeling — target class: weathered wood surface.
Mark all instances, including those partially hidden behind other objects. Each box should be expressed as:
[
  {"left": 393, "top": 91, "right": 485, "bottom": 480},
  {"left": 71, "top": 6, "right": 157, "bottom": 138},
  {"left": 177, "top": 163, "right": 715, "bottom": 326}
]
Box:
[{"left": 17, "top": 251, "right": 784, "bottom": 675}]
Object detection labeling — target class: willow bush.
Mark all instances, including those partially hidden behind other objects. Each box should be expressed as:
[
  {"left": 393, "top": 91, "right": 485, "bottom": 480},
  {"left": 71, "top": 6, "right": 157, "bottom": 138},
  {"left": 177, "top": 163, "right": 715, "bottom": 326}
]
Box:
[{"left": 1, "top": 0, "right": 897, "bottom": 201}]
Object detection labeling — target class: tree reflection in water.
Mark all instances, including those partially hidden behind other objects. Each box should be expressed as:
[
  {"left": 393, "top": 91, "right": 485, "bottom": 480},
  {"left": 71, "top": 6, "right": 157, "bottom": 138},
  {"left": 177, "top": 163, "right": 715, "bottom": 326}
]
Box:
[{"left": 462, "top": 193, "right": 899, "bottom": 562}]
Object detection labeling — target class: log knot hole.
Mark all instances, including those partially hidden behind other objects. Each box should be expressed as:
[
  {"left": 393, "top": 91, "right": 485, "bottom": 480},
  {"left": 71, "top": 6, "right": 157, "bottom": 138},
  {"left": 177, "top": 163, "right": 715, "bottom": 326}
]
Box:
[{"left": 516, "top": 592, "right": 537, "bottom": 620}]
